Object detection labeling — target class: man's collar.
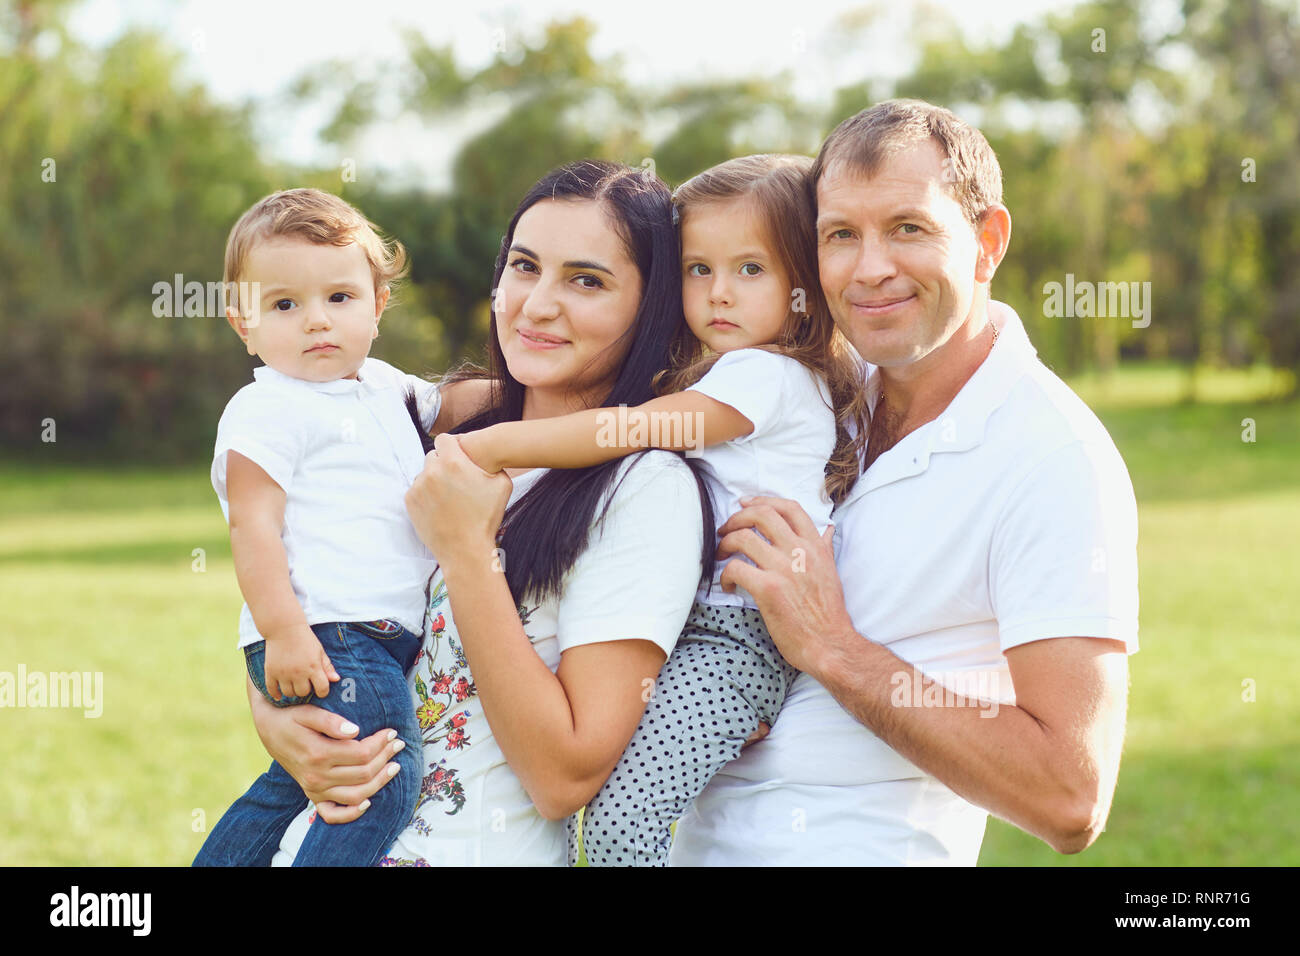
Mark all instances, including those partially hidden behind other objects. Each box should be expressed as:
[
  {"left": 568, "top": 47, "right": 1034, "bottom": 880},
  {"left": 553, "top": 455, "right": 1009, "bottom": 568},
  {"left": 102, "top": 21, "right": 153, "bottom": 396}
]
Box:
[{"left": 839, "top": 301, "right": 1039, "bottom": 506}]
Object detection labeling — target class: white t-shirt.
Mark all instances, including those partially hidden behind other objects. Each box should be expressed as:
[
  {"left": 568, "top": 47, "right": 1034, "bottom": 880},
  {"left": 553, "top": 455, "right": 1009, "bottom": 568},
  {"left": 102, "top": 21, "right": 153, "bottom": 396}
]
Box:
[
  {"left": 272, "top": 451, "right": 705, "bottom": 866},
  {"left": 212, "top": 357, "right": 441, "bottom": 646},
  {"left": 686, "top": 348, "right": 836, "bottom": 607},
  {"left": 670, "top": 303, "right": 1140, "bottom": 866}
]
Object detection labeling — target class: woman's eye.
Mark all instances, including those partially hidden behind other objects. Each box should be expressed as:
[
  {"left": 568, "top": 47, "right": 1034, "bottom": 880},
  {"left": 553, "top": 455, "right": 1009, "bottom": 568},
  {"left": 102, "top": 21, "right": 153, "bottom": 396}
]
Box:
[
  {"left": 740, "top": 263, "right": 763, "bottom": 277},
  {"left": 686, "top": 263, "right": 710, "bottom": 277},
  {"left": 329, "top": 292, "right": 351, "bottom": 303},
  {"left": 574, "top": 274, "right": 604, "bottom": 290},
  {"left": 509, "top": 258, "right": 538, "bottom": 274},
  {"left": 273, "top": 299, "right": 294, "bottom": 311}
]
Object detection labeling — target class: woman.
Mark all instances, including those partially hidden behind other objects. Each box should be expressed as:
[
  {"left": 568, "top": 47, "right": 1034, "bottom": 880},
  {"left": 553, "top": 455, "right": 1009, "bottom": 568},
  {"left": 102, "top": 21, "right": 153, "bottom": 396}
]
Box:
[{"left": 245, "top": 160, "right": 718, "bottom": 864}]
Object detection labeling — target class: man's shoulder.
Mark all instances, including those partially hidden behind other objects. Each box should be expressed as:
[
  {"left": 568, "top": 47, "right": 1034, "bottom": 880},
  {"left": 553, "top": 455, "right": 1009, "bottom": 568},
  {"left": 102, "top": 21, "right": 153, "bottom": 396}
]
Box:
[{"left": 1001, "top": 358, "right": 1122, "bottom": 460}]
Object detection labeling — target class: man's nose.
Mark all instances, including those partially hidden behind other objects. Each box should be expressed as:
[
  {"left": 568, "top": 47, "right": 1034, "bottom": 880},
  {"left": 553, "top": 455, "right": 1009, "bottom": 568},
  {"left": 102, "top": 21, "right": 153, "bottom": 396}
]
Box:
[{"left": 851, "top": 235, "right": 898, "bottom": 287}]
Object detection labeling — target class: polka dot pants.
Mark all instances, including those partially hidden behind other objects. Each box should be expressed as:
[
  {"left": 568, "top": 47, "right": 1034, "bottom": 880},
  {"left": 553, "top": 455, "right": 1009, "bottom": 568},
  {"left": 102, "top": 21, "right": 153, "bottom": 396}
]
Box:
[{"left": 569, "top": 600, "right": 798, "bottom": 866}]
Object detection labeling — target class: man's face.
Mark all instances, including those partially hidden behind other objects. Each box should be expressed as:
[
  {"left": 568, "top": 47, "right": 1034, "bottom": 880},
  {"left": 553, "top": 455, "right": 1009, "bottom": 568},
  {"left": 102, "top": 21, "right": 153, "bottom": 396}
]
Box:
[{"left": 815, "top": 138, "right": 982, "bottom": 370}]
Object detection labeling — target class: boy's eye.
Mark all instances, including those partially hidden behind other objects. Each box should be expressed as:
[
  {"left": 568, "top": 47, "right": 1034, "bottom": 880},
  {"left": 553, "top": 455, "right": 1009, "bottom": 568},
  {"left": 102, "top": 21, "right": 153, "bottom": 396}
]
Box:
[
  {"left": 686, "top": 263, "right": 710, "bottom": 277},
  {"left": 273, "top": 299, "right": 294, "bottom": 311},
  {"left": 740, "top": 263, "right": 763, "bottom": 277},
  {"left": 329, "top": 292, "right": 352, "bottom": 303}
]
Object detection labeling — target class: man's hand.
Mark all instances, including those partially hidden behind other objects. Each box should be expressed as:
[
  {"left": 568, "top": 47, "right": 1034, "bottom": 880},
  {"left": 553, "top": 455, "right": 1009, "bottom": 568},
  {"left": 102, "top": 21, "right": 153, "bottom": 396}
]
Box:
[
  {"left": 264, "top": 626, "right": 338, "bottom": 701},
  {"left": 716, "top": 495, "right": 856, "bottom": 676}
]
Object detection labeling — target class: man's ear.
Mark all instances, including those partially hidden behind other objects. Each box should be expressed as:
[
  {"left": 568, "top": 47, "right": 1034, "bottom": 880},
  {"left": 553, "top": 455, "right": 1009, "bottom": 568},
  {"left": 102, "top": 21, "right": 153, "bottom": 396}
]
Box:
[
  {"left": 226, "top": 305, "right": 256, "bottom": 356},
  {"left": 974, "top": 205, "right": 1011, "bottom": 284}
]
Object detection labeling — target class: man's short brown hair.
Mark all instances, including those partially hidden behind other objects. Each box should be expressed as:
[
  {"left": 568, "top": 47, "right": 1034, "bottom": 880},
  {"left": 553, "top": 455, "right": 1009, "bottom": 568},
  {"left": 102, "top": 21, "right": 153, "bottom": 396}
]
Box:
[{"left": 809, "top": 98, "right": 1004, "bottom": 228}]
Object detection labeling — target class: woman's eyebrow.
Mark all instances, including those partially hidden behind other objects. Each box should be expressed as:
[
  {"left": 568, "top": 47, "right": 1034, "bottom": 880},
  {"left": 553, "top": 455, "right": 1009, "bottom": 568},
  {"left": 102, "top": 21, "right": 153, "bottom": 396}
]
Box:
[{"left": 509, "top": 244, "right": 613, "bottom": 275}]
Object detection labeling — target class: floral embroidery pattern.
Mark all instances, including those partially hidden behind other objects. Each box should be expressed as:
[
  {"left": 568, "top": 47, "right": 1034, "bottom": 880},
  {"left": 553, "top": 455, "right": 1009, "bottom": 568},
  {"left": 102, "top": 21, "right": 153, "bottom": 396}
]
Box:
[{"left": 411, "top": 578, "right": 472, "bottom": 822}]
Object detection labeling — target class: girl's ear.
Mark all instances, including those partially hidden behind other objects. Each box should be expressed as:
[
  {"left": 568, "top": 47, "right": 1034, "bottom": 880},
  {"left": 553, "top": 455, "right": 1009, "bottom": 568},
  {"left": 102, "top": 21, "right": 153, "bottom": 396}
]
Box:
[{"left": 373, "top": 287, "right": 390, "bottom": 339}]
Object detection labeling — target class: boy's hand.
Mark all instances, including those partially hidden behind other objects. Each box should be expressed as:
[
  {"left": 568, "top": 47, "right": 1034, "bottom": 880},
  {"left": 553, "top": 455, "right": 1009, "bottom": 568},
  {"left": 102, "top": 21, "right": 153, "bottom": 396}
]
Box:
[
  {"left": 456, "top": 426, "right": 504, "bottom": 474},
  {"left": 264, "top": 626, "right": 339, "bottom": 701}
]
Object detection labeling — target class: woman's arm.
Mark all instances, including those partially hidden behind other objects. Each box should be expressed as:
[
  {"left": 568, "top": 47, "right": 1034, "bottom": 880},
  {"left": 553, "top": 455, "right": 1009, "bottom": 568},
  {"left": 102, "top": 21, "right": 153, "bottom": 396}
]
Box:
[
  {"left": 405, "top": 434, "right": 702, "bottom": 819},
  {"left": 245, "top": 675, "right": 408, "bottom": 823},
  {"left": 458, "top": 390, "right": 754, "bottom": 474}
]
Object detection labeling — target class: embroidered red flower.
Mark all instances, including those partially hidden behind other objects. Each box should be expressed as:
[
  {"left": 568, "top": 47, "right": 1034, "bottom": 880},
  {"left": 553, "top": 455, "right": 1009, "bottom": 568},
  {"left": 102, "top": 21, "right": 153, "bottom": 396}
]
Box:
[
  {"left": 432, "top": 767, "right": 447, "bottom": 784},
  {"left": 449, "top": 711, "right": 468, "bottom": 729},
  {"left": 430, "top": 613, "right": 446, "bottom": 634},
  {"left": 431, "top": 671, "right": 453, "bottom": 695},
  {"left": 453, "top": 677, "right": 472, "bottom": 701},
  {"left": 446, "top": 729, "right": 467, "bottom": 749}
]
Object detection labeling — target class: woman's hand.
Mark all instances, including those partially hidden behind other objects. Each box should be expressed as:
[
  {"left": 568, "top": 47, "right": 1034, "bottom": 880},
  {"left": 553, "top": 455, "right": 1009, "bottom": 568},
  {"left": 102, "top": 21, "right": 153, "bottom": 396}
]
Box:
[
  {"left": 246, "top": 677, "right": 405, "bottom": 824},
  {"left": 405, "top": 432, "right": 513, "bottom": 569}
]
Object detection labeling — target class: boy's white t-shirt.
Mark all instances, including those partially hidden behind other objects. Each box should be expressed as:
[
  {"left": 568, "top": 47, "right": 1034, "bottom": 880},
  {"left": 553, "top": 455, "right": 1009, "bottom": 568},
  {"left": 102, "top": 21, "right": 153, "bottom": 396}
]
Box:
[
  {"left": 685, "top": 347, "right": 836, "bottom": 608},
  {"left": 211, "top": 357, "right": 441, "bottom": 646}
]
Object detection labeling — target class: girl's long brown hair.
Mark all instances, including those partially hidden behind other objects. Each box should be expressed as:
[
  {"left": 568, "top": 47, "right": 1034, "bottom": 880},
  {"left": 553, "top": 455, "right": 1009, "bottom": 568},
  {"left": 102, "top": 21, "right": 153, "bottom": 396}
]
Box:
[{"left": 659, "top": 154, "right": 869, "bottom": 504}]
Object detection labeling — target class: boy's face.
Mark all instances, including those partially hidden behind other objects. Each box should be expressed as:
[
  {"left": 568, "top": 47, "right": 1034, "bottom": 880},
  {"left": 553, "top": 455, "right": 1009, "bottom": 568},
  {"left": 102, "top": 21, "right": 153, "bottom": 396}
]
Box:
[{"left": 226, "top": 235, "right": 387, "bottom": 382}]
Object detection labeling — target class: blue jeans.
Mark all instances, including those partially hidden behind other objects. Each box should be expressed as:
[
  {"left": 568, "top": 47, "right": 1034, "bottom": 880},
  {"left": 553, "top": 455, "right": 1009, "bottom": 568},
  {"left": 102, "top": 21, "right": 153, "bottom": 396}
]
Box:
[{"left": 193, "top": 620, "right": 423, "bottom": 867}]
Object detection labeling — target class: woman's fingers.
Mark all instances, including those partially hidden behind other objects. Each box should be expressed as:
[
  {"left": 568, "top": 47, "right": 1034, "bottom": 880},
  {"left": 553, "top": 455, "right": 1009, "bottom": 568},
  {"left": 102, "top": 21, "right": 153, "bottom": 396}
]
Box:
[
  {"left": 307, "top": 755, "right": 403, "bottom": 810},
  {"left": 312, "top": 799, "right": 371, "bottom": 825}
]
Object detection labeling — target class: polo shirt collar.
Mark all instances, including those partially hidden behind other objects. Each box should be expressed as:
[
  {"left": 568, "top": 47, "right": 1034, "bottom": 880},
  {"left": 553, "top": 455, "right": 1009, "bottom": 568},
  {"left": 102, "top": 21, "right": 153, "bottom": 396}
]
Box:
[
  {"left": 253, "top": 357, "right": 391, "bottom": 395},
  {"left": 838, "top": 302, "right": 1039, "bottom": 507}
]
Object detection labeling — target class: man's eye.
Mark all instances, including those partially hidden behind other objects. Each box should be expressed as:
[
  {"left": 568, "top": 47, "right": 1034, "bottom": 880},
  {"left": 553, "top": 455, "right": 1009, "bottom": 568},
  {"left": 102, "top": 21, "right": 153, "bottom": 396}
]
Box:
[
  {"left": 899, "top": 223, "right": 921, "bottom": 235},
  {"left": 329, "top": 292, "right": 352, "bottom": 303},
  {"left": 740, "top": 263, "right": 763, "bottom": 277},
  {"left": 686, "top": 263, "right": 710, "bottom": 277},
  {"left": 273, "top": 299, "right": 294, "bottom": 311},
  {"left": 829, "top": 228, "right": 854, "bottom": 241}
]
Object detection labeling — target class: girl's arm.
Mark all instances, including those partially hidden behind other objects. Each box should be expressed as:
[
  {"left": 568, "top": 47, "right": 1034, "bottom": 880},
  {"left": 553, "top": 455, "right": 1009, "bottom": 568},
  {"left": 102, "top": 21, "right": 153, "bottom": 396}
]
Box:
[{"left": 458, "top": 390, "right": 754, "bottom": 473}]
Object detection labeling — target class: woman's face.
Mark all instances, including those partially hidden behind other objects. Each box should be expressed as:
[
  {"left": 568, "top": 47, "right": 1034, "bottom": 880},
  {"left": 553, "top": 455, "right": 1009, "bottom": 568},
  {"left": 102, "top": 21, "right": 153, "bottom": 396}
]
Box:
[{"left": 496, "top": 199, "right": 643, "bottom": 415}]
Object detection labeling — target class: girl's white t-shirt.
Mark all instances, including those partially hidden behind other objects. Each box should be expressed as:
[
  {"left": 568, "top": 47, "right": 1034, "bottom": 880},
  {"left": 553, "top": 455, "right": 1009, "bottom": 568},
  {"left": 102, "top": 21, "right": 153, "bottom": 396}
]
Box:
[
  {"left": 685, "top": 348, "right": 836, "bottom": 608},
  {"left": 271, "top": 451, "right": 704, "bottom": 866}
]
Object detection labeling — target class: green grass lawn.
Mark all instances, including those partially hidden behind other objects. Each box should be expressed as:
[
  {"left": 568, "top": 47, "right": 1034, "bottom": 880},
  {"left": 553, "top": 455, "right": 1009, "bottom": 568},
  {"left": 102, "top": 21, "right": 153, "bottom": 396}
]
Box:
[{"left": 1, "top": 363, "right": 1296, "bottom": 865}]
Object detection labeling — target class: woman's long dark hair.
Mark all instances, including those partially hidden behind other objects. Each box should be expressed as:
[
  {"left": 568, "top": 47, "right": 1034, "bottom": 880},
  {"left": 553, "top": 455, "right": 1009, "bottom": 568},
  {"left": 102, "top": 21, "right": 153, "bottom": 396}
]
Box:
[{"left": 427, "top": 160, "right": 716, "bottom": 604}]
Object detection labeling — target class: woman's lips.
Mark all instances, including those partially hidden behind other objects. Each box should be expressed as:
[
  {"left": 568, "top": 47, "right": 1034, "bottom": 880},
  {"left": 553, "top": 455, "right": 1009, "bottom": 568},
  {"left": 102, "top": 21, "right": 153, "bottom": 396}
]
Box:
[{"left": 518, "top": 329, "right": 568, "bottom": 350}]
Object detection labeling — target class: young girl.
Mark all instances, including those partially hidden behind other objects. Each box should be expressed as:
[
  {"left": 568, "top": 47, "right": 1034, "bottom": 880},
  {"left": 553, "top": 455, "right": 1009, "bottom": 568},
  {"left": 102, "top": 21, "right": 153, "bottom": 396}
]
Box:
[{"left": 457, "top": 154, "right": 868, "bottom": 865}]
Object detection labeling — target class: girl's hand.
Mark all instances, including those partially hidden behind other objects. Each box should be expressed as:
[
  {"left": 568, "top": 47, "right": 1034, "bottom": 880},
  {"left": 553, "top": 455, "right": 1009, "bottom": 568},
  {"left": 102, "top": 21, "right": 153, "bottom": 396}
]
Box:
[
  {"left": 405, "top": 432, "right": 513, "bottom": 569},
  {"left": 246, "top": 677, "right": 404, "bottom": 824},
  {"left": 264, "top": 626, "right": 338, "bottom": 700},
  {"left": 456, "top": 425, "right": 505, "bottom": 474}
]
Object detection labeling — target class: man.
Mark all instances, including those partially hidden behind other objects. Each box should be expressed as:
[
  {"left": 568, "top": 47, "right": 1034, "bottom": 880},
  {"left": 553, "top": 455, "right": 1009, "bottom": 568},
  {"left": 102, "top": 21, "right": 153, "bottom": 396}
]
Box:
[{"left": 668, "top": 99, "right": 1139, "bottom": 865}]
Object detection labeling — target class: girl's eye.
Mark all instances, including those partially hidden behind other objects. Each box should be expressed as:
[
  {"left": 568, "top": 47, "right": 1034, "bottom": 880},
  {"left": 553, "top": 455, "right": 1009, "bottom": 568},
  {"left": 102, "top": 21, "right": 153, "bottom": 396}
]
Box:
[
  {"left": 740, "top": 263, "right": 763, "bottom": 277},
  {"left": 273, "top": 299, "right": 294, "bottom": 311},
  {"left": 574, "top": 274, "right": 604, "bottom": 290},
  {"left": 686, "top": 263, "right": 710, "bottom": 277},
  {"left": 329, "top": 292, "right": 351, "bottom": 303}
]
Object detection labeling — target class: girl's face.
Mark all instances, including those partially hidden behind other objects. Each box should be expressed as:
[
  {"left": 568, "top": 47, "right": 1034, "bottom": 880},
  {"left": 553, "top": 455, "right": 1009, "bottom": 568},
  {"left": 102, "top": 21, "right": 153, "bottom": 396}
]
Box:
[
  {"left": 681, "top": 198, "right": 793, "bottom": 354},
  {"left": 496, "top": 199, "right": 643, "bottom": 416}
]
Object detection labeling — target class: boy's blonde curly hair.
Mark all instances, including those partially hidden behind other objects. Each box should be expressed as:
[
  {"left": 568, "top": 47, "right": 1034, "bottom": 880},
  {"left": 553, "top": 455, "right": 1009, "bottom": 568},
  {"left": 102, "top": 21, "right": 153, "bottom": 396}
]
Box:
[{"left": 223, "top": 187, "right": 408, "bottom": 315}]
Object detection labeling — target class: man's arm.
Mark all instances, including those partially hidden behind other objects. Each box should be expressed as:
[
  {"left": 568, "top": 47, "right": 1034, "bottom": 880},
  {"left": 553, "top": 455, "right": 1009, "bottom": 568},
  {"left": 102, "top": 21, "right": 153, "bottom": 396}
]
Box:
[{"left": 716, "top": 496, "right": 1130, "bottom": 854}]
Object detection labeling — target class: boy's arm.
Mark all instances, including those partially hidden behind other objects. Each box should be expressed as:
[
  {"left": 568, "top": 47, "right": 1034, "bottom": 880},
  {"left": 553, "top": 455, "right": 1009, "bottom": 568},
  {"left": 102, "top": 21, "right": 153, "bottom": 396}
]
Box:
[
  {"left": 226, "top": 451, "right": 338, "bottom": 700},
  {"left": 457, "top": 390, "right": 754, "bottom": 473},
  {"left": 430, "top": 378, "right": 494, "bottom": 436}
]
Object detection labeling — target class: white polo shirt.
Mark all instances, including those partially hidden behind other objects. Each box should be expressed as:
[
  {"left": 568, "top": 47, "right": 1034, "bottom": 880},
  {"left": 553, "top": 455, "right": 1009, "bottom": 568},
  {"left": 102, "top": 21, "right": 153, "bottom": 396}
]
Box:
[
  {"left": 670, "top": 303, "right": 1139, "bottom": 866},
  {"left": 211, "top": 357, "right": 441, "bottom": 647}
]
